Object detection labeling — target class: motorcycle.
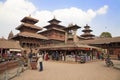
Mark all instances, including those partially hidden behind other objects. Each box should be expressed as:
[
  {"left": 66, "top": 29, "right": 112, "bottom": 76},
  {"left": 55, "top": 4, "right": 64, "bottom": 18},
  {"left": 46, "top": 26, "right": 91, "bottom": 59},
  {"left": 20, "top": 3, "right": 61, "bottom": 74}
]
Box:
[{"left": 105, "top": 57, "right": 114, "bottom": 67}]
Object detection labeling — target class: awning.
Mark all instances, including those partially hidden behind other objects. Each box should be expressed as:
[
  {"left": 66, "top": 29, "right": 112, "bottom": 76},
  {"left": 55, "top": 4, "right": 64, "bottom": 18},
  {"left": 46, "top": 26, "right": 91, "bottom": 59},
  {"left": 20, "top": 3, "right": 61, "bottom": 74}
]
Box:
[{"left": 9, "top": 49, "right": 21, "bottom": 52}]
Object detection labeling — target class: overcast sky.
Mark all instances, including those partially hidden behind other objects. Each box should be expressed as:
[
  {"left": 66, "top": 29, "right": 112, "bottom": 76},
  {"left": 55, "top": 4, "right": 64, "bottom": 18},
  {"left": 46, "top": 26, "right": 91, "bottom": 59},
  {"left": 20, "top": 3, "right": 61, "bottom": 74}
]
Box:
[{"left": 0, "top": 0, "right": 120, "bottom": 39}]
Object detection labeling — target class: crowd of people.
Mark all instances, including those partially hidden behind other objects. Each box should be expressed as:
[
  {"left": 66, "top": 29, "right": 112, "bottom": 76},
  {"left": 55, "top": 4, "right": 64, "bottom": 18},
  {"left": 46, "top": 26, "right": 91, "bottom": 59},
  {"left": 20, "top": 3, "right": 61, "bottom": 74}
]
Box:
[
  {"left": 0, "top": 49, "right": 50, "bottom": 72},
  {"left": 28, "top": 50, "right": 50, "bottom": 71},
  {"left": 0, "top": 49, "right": 120, "bottom": 72},
  {"left": 0, "top": 51, "right": 26, "bottom": 63}
]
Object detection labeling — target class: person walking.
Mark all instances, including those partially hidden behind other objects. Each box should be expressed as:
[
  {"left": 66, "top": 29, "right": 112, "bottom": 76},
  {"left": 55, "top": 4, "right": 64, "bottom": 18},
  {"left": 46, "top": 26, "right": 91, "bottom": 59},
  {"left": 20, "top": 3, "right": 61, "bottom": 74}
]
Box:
[
  {"left": 45, "top": 52, "right": 49, "bottom": 61},
  {"left": 37, "top": 52, "right": 43, "bottom": 71},
  {"left": 31, "top": 53, "right": 37, "bottom": 70},
  {"left": 28, "top": 50, "right": 33, "bottom": 69},
  {"left": 117, "top": 53, "right": 120, "bottom": 60}
]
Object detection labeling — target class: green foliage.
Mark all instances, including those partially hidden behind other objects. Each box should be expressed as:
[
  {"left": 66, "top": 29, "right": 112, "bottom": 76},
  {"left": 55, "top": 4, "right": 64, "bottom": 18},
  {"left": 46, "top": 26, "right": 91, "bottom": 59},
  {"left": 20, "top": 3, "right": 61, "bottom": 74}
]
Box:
[{"left": 100, "top": 32, "right": 112, "bottom": 38}]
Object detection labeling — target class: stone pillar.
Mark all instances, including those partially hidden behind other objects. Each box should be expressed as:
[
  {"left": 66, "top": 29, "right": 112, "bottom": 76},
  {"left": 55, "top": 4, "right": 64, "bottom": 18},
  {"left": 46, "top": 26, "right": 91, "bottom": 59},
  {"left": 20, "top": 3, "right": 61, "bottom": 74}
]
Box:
[
  {"left": 65, "top": 31, "right": 68, "bottom": 44},
  {"left": 73, "top": 29, "right": 77, "bottom": 43}
]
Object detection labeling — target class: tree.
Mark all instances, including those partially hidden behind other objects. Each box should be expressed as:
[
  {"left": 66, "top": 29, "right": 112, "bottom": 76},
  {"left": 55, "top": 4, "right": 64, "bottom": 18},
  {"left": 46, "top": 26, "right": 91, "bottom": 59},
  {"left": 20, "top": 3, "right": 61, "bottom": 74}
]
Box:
[{"left": 100, "top": 32, "right": 112, "bottom": 38}]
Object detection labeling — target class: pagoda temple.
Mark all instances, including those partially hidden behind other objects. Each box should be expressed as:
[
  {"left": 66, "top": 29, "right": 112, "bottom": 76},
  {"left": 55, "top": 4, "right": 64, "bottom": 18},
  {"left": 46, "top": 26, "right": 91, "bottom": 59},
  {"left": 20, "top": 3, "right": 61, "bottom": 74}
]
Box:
[
  {"left": 12, "top": 16, "right": 48, "bottom": 52},
  {"left": 81, "top": 24, "right": 95, "bottom": 40},
  {"left": 1, "top": 15, "right": 119, "bottom": 60},
  {"left": 38, "top": 17, "right": 66, "bottom": 46}
]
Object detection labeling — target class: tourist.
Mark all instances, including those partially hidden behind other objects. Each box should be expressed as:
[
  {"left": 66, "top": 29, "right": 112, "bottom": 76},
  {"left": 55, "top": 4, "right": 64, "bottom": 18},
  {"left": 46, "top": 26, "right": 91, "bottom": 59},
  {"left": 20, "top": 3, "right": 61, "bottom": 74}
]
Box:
[
  {"left": 62, "top": 53, "right": 64, "bottom": 61},
  {"left": 117, "top": 53, "right": 120, "bottom": 60},
  {"left": 28, "top": 50, "right": 33, "bottom": 62},
  {"left": 37, "top": 52, "right": 43, "bottom": 71},
  {"left": 28, "top": 50, "right": 33, "bottom": 69},
  {"left": 44, "top": 52, "right": 49, "bottom": 61},
  {"left": 97, "top": 52, "right": 100, "bottom": 59},
  {"left": 55, "top": 51, "right": 59, "bottom": 61},
  {"left": 31, "top": 53, "right": 37, "bottom": 69},
  {"left": 101, "top": 53, "right": 104, "bottom": 60}
]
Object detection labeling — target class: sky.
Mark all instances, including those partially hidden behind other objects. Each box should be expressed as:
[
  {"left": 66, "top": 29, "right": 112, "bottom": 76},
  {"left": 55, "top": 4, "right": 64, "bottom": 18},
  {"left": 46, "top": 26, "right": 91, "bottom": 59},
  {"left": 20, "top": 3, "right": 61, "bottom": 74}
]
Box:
[{"left": 0, "top": 0, "right": 120, "bottom": 39}]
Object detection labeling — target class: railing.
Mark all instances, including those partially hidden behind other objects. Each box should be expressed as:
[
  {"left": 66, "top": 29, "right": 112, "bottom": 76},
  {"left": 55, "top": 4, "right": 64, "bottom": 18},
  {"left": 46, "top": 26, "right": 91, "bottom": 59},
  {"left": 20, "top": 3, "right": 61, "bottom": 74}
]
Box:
[{"left": 0, "top": 60, "right": 25, "bottom": 80}]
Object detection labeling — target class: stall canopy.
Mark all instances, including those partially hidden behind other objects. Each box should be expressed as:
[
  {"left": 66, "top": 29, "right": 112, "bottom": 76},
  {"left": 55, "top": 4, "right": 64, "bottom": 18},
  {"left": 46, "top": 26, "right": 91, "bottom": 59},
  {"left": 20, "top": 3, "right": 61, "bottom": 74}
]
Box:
[
  {"left": 0, "top": 39, "right": 21, "bottom": 49},
  {"left": 9, "top": 49, "right": 21, "bottom": 52}
]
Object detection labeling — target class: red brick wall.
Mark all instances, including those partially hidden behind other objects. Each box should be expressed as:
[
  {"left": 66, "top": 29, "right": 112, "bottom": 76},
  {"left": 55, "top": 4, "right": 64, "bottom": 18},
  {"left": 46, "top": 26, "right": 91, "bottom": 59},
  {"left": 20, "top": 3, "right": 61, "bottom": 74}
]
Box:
[{"left": 0, "top": 60, "right": 18, "bottom": 74}]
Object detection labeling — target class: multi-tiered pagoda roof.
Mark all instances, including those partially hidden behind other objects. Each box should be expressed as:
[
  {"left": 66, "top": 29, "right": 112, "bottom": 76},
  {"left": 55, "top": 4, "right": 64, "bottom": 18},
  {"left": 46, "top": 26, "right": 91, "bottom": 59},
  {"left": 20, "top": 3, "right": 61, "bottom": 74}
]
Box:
[
  {"left": 39, "top": 17, "right": 66, "bottom": 41},
  {"left": 13, "top": 16, "right": 48, "bottom": 40},
  {"left": 81, "top": 24, "right": 95, "bottom": 40}
]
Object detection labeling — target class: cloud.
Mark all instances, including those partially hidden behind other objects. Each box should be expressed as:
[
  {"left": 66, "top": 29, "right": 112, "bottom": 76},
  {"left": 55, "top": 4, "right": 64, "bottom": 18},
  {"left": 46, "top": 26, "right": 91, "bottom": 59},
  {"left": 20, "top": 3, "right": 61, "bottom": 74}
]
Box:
[
  {"left": 50, "top": 7, "right": 97, "bottom": 26},
  {"left": 0, "top": 0, "right": 108, "bottom": 38},
  {"left": 97, "top": 5, "right": 108, "bottom": 15},
  {"left": 0, "top": 0, "right": 36, "bottom": 38}
]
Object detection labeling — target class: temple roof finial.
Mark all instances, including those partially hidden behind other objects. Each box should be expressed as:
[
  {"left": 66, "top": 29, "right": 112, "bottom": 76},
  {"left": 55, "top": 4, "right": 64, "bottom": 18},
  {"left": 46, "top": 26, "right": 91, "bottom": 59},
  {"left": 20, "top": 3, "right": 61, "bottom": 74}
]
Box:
[
  {"left": 68, "top": 23, "right": 74, "bottom": 27},
  {"left": 48, "top": 15, "right": 61, "bottom": 24},
  {"left": 53, "top": 15, "right": 56, "bottom": 19},
  {"left": 29, "top": 14, "right": 31, "bottom": 17}
]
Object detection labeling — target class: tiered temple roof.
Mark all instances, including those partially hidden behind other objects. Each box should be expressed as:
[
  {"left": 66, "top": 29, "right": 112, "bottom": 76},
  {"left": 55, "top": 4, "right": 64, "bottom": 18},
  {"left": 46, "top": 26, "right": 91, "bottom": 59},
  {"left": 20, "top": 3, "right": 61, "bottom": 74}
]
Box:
[
  {"left": 81, "top": 24, "right": 95, "bottom": 40},
  {"left": 16, "top": 23, "right": 42, "bottom": 31},
  {"left": 43, "top": 17, "right": 65, "bottom": 30},
  {"left": 16, "top": 16, "right": 42, "bottom": 32},
  {"left": 64, "top": 24, "right": 81, "bottom": 31},
  {"left": 14, "top": 32, "right": 48, "bottom": 40},
  {"left": 21, "top": 16, "right": 39, "bottom": 24},
  {"left": 48, "top": 18, "right": 61, "bottom": 24},
  {"left": 39, "top": 17, "right": 66, "bottom": 41},
  {"left": 13, "top": 16, "right": 47, "bottom": 40}
]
